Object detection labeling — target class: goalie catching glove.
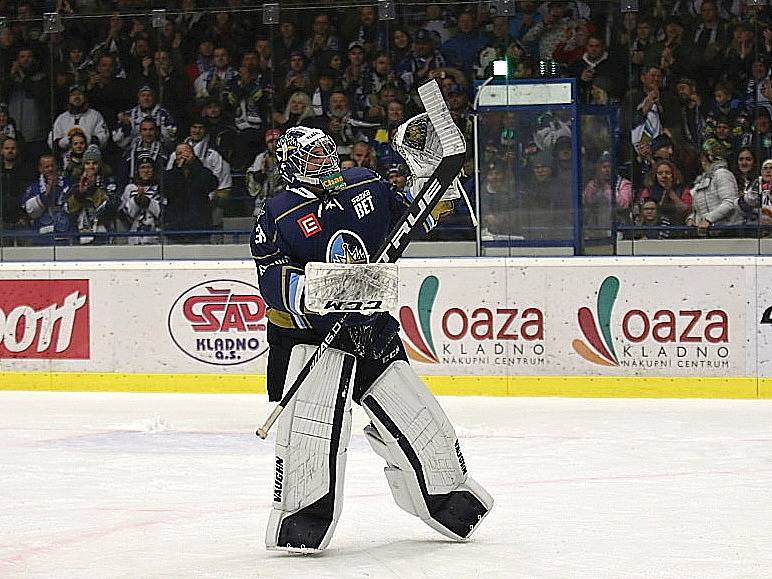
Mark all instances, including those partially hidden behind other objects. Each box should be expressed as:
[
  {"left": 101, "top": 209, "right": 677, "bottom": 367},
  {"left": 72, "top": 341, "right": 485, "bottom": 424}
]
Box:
[{"left": 393, "top": 111, "right": 465, "bottom": 205}]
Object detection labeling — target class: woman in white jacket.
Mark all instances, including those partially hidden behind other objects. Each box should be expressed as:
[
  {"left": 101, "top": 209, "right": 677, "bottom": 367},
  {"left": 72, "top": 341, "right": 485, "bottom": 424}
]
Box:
[{"left": 687, "top": 138, "right": 742, "bottom": 236}]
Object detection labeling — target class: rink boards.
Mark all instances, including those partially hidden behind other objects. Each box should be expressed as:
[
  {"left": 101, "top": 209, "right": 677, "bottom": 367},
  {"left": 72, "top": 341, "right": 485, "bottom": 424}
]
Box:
[{"left": 1, "top": 257, "right": 772, "bottom": 398}]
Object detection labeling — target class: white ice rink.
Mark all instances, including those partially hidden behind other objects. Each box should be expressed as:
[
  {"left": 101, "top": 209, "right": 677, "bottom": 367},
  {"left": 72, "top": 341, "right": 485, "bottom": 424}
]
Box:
[{"left": 1, "top": 392, "right": 771, "bottom": 579}]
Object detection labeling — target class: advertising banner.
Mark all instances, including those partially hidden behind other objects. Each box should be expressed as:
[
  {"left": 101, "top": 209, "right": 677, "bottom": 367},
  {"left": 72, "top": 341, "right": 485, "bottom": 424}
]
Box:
[
  {"left": 398, "top": 258, "right": 753, "bottom": 378},
  {"left": 0, "top": 258, "right": 762, "bottom": 396},
  {"left": 0, "top": 279, "right": 90, "bottom": 359}
]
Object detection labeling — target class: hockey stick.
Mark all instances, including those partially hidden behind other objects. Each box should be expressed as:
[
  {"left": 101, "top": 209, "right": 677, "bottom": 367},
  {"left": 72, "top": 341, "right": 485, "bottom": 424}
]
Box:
[{"left": 256, "top": 80, "right": 465, "bottom": 439}]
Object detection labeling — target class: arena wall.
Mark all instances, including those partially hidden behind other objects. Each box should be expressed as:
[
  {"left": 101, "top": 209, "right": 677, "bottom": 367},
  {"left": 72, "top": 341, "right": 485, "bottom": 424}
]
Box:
[{"left": 1, "top": 257, "right": 770, "bottom": 398}]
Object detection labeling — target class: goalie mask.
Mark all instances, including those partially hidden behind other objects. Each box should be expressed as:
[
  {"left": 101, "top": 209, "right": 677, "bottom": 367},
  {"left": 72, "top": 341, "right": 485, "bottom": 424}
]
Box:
[{"left": 275, "top": 126, "right": 342, "bottom": 192}]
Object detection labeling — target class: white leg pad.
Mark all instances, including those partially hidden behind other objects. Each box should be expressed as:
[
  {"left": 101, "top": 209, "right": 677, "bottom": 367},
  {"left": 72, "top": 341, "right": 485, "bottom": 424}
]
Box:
[
  {"left": 361, "top": 361, "right": 493, "bottom": 541},
  {"left": 265, "top": 344, "right": 355, "bottom": 553}
]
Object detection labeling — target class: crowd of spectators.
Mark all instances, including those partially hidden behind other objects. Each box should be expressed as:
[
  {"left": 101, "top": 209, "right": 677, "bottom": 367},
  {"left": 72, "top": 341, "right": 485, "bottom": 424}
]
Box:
[{"left": 3, "top": 1, "right": 772, "bottom": 245}]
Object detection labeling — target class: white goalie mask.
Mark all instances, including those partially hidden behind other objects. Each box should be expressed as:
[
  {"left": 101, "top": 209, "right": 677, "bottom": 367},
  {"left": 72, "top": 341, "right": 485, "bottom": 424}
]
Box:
[{"left": 276, "top": 126, "right": 341, "bottom": 189}]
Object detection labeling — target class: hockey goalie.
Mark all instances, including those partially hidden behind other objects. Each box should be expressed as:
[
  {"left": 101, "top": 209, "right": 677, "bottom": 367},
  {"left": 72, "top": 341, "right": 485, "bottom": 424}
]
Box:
[{"left": 250, "top": 110, "right": 493, "bottom": 553}]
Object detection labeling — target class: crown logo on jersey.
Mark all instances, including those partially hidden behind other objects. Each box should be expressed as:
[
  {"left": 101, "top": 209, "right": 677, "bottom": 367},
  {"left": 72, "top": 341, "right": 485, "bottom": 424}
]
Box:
[{"left": 326, "top": 230, "right": 368, "bottom": 264}]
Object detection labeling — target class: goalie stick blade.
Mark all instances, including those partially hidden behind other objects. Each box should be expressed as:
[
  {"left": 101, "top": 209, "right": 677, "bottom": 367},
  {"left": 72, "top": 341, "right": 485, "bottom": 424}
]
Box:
[{"left": 417, "top": 81, "right": 466, "bottom": 156}]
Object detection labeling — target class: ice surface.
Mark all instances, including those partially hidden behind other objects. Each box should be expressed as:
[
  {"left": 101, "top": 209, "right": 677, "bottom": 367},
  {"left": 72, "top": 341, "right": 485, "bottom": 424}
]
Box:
[{"left": 1, "top": 392, "right": 771, "bottom": 579}]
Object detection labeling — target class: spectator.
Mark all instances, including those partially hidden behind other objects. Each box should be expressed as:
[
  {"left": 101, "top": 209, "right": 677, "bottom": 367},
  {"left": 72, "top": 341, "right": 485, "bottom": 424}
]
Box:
[
  {"left": 672, "top": 77, "right": 706, "bottom": 158},
  {"left": 62, "top": 129, "right": 89, "bottom": 179},
  {"left": 311, "top": 68, "right": 340, "bottom": 119},
  {"left": 119, "top": 155, "right": 165, "bottom": 245},
  {"left": 343, "top": 41, "right": 368, "bottom": 101},
  {"left": 625, "top": 65, "right": 668, "bottom": 157},
  {"left": 732, "top": 146, "right": 758, "bottom": 194},
  {"left": 65, "top": 145, "right": 119, "bottom": 243},
  {"left": 346, "top": 6, "right": 388, "bottom": 57},
  {"left": 519, "top": 150, "right": 571, "bottom": 239},
  {"left": 193, "top": 46, "right": 239, "bottom": 116},
  {"left": 440, "top": 9, "right": 489, "bottom": 78},
  {"left": 644, "top": 18, "right": 691, "bottom": 82},
  {"left": 359, "top": 53, "right": 397, "bottom": 106},
  {"left": 112, "top": 85, "right": 177, "bottom": 153},
  {"left": 273, "top": 91, "right": 315, "bottom": 131},
  {"left": 57, "top": 38, "right": 90, "bottom": 90},
  {"left": 304, "top": 90, "right": 371, "bottom": 156},
  {"left": 120, "top": 118, "right": 169, "bottom": 186},
  {"left": 749, "top": 107, "right": 772, "bottom": 162},
  {"left": 363, "top": 82, "right": 406, "bottom": 126},
  {"left": 386, "top": 163, "right": 408, "bottom": 193},
  {"left": 629, "top": 18, "right": 655, "bottom": 82},
  {"left": 200, "top": 98, "right": 241, "bottom": 169},
  {"left": 479, "top": 163, "right": 515, "bottom": 239},
  {"left": 583, "top": 151, "right": 633, "bottom": 222},
  {"left": 303, "top": 13, "right": 340, "bottom": 61},
  {"left": 0, "top": 103, "right": 21, "bottom": 141},
  {"left": 163, "top": 142, "right": 218, "bottom": 237},
  {"left": 487, "top": 15, "right": 513, "bottom": 55},
  {"left": 709, "top": 115, "right": 735, "bottom": 157},
  {"left": 553, "top": 20, "right": 592, "bottom": 70},
  {"left": 687, "top": 138, "right": 742, "bottom": 235},
  {"left": 246, "top": 128, "right": 282, "bottom": 216},
  {"left": 389, "top": 28, "right": 413, "bottom": 68},
  {"left": 396, "top": 29, "right": 447, "bottom": 93},
  {"left": 723, "top": 23, "right": 755, "bottom": 92},
  {"left": 640, "top": 159, "right": 693, "bottom": 227},
  {"left": 571, "top": 36, "right": 619, "bottom": 104},
  {"left": 21, "top": 153, "right": 72, "bottom": 235},
  {"left": 420, "top": 4, "right": 455, "bottom": 45},
  {"left": 349, "top": 141, "right": 377, "bottom": 170},
  {"left": 86, "top": 53, "right": 131, "bottom": 127},
  {"left": 184, "top": 39, "right": 214, "bottom": 86},
  {"left": 139, "top": 50, "right": 191, "bottom": 124},
  {"left": 635, "top": 199, "right": 671, "bottom": 239},
  {"left": 169, "top": 120, "right": 232, "bottom": 215},
  {"left": 5, "top": 47, "right": 48, "bottom": 159},
  {"left": 522, "top": 2, "right": 571, "bottom": 61},
  {"left": 0, "top": 137, "right": 33, "bottom": 230},
  {"left": 509, "top": 1, "right": 542, "bottom": 41},
  {"left": 738, "top": 158, "right": 772, "bottom": 227},
  {"left": 49, "top": 85, "right": 109, "bottom": 153},
  {"left": 689, "top": 0, "right": 731, "bottom": 90},
  {"left": 743, "top": 59, "right": 771, "bottom": 116},
  {"left": 281, "top": 51, "right": 312, "bottom": 103},
  {"left": 705, "top": 81, "right": 740, "bottom": 127},
  {"left": 234, "top": 50, "right": 271, "bottom": 148},
  {"left": 273, "top": 21, "right": 304, "bottom": 70}
]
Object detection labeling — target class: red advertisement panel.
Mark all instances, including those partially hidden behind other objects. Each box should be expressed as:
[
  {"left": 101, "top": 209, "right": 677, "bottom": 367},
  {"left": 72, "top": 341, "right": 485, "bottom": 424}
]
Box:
[{"left": 0, "top": 279, "right": 90, "bottom": 359}]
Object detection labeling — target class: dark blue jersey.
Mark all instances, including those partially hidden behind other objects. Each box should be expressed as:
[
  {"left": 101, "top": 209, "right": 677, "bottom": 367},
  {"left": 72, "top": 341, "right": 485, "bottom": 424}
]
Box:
[{"left": 250, "top": 167, "right": 436, "bottom": 331}]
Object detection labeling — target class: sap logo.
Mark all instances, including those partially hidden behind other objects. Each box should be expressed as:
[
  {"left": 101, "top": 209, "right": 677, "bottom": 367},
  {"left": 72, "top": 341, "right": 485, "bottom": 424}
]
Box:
[{"left": 273, "top": 457, "right": 284, "bottom": 502}]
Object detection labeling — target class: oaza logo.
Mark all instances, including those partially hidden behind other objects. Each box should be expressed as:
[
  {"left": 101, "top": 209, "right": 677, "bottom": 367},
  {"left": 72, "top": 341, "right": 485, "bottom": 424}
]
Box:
[
  {"left": 573, "top": 276, "right": 730, "bottom": 367},
  {"left": 400, "top": 276, "right": 544, "bottom": 364}
]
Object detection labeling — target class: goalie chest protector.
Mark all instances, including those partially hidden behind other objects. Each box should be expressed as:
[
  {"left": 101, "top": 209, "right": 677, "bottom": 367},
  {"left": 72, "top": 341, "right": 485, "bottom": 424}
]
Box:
[{"left": 252, "top": 167, "right": 409, "bottom": 266}]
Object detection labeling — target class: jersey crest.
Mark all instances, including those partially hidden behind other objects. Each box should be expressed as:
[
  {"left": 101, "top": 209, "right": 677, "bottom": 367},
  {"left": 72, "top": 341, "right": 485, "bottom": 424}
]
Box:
[{"left": 326, "top": 230, "right": 369, "bottom": 264}]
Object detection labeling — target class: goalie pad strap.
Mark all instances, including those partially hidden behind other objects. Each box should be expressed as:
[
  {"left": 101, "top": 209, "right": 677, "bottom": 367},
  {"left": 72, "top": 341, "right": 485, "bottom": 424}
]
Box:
[
  {"left": 361, "top": 361, "right": 492, "bottom": 540},
  {"left": 266, "top": 344, "right": 356, "bottom": 552}
]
